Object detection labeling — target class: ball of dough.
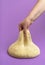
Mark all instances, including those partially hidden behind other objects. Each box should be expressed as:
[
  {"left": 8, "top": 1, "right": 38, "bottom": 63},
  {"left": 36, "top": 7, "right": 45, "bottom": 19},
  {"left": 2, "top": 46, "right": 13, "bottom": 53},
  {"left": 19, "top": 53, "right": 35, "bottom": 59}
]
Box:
[{"left": 8, "top": 30, "right": 40, "bottom": 58}]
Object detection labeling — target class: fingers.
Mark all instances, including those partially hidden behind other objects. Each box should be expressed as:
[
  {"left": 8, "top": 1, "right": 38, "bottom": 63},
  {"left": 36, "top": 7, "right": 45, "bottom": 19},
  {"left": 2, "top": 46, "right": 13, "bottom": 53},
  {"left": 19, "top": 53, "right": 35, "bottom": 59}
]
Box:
[
  {"left": 18, "top": 21, "right": 27, "bottom": 38},
  {"left": 19, "top": 21, "right": 27, "bottom": 30},
  {"left": 18, "top": 18, "right": 30, "bottom": 39},
  {"left": 18, "top": 22, "right": 24, "bottom": 31}
]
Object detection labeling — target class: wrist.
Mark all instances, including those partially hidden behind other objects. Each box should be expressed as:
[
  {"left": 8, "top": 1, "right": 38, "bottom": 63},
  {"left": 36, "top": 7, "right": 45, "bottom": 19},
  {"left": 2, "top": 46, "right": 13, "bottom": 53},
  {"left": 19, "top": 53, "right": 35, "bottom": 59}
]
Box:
[{"left": 26, "top": 16, "right": 34, "bottom": 25}]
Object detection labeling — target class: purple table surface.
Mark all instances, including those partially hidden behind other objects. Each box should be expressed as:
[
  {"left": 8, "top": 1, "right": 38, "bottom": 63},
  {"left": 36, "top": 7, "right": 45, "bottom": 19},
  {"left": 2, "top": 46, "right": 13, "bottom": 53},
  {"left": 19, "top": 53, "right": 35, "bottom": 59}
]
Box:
[{"left": 0, "top": 0, "right": 45, "bottom": 65}]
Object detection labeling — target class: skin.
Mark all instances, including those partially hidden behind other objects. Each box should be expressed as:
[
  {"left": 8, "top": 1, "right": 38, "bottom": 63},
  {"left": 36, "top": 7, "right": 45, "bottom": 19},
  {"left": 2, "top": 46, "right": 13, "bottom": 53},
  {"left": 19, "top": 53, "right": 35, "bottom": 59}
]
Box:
[{"left": 19, "top": 0, "right": 45, "bottom": 36}]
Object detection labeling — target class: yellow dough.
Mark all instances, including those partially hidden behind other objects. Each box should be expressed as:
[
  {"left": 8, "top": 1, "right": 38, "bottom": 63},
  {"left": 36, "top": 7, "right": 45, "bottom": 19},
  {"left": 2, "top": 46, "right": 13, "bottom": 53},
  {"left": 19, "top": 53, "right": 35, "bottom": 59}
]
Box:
[{"left": 8, "top": 29, "right": 40, "bottom": 58}]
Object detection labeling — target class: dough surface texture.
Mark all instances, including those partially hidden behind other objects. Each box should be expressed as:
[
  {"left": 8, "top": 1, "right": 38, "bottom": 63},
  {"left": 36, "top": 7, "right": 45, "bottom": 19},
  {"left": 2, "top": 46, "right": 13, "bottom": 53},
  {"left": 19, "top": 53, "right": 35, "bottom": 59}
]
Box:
[{"left": 8, "top": 30, "right": 40, "bottom": 58}]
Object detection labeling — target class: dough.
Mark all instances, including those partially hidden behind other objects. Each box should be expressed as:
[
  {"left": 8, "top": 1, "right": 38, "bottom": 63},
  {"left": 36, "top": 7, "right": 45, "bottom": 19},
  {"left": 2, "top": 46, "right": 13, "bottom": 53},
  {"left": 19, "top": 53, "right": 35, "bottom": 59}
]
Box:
[{"left": 8, "top": 29, "right": 40, "bottom": 58}]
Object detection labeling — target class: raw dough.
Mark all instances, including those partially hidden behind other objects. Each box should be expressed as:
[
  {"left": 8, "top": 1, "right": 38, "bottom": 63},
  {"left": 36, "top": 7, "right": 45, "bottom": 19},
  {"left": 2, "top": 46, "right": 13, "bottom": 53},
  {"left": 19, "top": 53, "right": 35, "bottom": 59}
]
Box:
[{"left": 8, "top": 29, "right": 40, "bottom": 58}]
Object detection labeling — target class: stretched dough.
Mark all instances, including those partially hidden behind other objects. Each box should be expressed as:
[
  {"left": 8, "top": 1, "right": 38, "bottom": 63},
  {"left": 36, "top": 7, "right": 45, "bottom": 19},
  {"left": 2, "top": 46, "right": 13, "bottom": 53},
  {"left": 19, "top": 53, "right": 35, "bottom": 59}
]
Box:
[{"left": 8, "top": 29, "right": 40, "bottom": 58}]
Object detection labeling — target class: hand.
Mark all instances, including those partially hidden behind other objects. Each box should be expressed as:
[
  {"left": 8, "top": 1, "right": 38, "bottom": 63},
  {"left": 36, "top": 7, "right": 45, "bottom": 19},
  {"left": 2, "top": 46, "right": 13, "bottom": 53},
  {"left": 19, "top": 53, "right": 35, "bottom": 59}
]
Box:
[
  {"left": 19, "top": 0, "right": 45, "bottom": 32},
  {"left": 19, "top": 18, "right": 31, "bottom": 37},
  {"left": 19, "top": 18, "right": 31, "bottom": 31}
]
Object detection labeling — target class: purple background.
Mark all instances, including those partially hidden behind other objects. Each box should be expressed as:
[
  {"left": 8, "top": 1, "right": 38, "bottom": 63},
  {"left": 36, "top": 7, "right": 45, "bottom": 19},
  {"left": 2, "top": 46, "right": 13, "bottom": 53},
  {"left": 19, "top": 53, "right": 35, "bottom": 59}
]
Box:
[{"left": 0, "top": 0, "right": 45, "bottom": 65}]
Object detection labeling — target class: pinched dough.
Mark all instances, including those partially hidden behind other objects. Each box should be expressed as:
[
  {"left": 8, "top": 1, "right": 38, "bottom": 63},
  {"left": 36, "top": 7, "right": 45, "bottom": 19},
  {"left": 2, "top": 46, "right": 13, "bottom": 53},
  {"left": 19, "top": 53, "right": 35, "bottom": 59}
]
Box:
[{"left": 8, "top": 30, "right": 40, "bottom": 58}]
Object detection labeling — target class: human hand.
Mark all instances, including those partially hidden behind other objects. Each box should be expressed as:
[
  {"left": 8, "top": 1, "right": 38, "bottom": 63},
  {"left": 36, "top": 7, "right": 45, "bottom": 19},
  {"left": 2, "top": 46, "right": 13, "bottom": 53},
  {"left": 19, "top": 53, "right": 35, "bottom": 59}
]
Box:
[
  {"left": 19, "top": 18, "right": 31, "bottom": 31},
  {"left": 19, "top": 0, "right": 45, "bottom": 35},
  {"left": 18, "top": 18, "right": 31, "bottom": 37}
]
